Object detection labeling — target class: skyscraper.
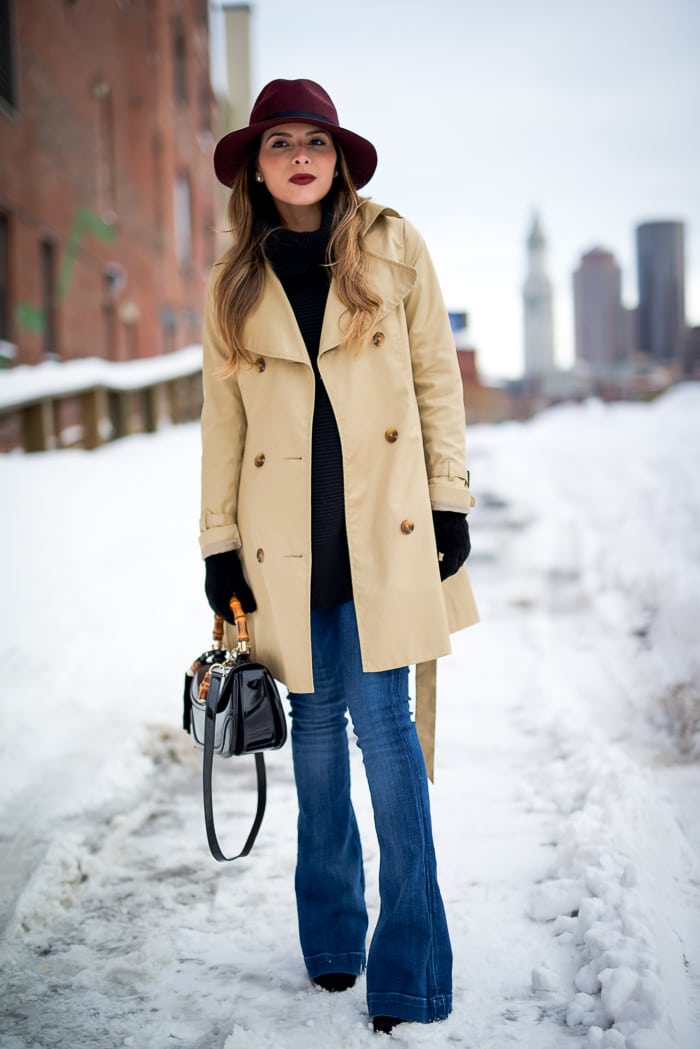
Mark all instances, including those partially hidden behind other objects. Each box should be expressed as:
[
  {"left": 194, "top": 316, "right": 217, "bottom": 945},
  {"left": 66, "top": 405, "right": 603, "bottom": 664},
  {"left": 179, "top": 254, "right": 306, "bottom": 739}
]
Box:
[
  {"left": 636, "top": 221, "right": 686, "bottom": 363},
  {"left": 523, "top": 213, "right": 555, "bottom": 381},
  {"left": 573, "top": 248, "right": 626, "bottom": 371}
]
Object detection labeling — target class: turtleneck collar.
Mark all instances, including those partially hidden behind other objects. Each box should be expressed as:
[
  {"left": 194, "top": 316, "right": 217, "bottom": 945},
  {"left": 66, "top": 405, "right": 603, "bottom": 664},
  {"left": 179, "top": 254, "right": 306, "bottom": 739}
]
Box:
[{"left": 263, "top": 201, "right": 333, "bottom": 280}]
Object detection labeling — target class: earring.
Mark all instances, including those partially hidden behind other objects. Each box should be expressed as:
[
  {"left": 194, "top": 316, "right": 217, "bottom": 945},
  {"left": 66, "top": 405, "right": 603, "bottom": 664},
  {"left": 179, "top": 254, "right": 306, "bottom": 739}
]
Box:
[
  {"left": 334, "top": 171, "right": 339, "bottom": 178},
  {"left": 255, "top": 173, "right": 264, "bottom": 183}
]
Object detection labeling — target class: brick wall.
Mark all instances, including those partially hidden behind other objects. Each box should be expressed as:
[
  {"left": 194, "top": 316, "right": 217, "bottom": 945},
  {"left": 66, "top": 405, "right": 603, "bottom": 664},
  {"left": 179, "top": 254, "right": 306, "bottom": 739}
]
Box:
[{"left": 0, "top": 0, "right": 217, "bottom": 366}]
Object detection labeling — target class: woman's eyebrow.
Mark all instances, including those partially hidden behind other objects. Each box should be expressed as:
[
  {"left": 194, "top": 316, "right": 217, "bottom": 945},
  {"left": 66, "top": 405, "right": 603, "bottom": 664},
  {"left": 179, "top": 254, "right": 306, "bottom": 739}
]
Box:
[{"left": 264, "top": 128, "right": 328, "bottom": 141}]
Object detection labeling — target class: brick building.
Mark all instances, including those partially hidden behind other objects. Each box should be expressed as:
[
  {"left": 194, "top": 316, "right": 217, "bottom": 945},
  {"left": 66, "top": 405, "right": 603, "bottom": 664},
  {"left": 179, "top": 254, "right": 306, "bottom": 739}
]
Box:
[{"left": 0, "top": 0, "right": 217, "bottom": 368}]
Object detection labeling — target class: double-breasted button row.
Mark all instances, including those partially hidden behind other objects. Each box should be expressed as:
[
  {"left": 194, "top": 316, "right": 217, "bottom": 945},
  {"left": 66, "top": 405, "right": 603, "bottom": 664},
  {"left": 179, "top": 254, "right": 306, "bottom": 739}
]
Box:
[
  {"left": 255, "top": 357, "right": 266, "bottom": 372},
  {"left": 400, "top": 520, "right": 415, "bottom": 534},
  {"left": 372, "top": 331, "right": 385, "bottom": 347},
  {"left": 254, "top": 453, "right": 266, "bottom": 468},
  {"left": 256, "top": 548, "right": 265, "bottom": 562},
  {"left": 385, "top": 428, "right": 399, "bottom": 443}
]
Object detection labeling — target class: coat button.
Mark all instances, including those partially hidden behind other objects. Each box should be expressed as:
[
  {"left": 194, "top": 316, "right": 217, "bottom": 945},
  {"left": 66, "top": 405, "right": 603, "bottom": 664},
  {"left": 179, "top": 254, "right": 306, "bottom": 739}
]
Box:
[
  {"left": 255, "top": 357, "right": 266, "bottom": 372},
  {"left": 400, "top": 519, "right": 415, "bottom": 534},
  {"left": 385, "top": 428, "right": 399, "bottom": 443},
  {"left": 254, "top": 453, "right": 265, "bottom": 467},
  {"left": 372, "top": 331, "right": 385, "bottom": 347},
  {"left": 256, "top": 548, "right": 265, "bottom": 562}
]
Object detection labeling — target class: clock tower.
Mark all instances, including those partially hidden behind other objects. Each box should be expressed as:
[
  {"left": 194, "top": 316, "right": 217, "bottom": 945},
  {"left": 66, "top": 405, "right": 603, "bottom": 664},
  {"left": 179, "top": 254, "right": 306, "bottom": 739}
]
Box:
[{"left": 523, "top": 213, "right": 555, "bottom": 383}]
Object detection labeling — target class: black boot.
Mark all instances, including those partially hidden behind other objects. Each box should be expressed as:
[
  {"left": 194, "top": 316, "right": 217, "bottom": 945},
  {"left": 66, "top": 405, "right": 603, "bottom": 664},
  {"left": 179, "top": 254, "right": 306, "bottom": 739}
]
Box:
[
  {"left": 313, "top": 972, "right": 357, "bottom": 992},
  {"left": 373, "top": 1016, "right": 404, "bottom": 1035}
]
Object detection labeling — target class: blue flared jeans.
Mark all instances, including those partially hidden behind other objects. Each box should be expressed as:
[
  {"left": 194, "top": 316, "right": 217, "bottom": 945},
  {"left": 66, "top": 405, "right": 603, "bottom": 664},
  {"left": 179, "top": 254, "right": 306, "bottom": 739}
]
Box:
[{"left": 287, "top": 601, "right": 452, "bottom": 1023}]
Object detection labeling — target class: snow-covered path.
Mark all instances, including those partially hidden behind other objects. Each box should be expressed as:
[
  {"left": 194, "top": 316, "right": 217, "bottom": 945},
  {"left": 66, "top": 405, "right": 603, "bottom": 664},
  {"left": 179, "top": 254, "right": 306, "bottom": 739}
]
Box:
[{"left": 1, "top": 388, "right": 699, "bottom": 1048}]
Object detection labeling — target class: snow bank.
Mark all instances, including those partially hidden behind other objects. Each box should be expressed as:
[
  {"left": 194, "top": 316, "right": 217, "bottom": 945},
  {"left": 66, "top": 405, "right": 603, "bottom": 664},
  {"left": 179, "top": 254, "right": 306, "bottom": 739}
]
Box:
[
  {"left": 473, "top": 384, "right": 700, "bottom": 755},
  {"left": 467, "top": 383, "right": 700, "bottom": 1049},
  {"left": 526, "top": 723, "right": 694, "bottom": 1048}
]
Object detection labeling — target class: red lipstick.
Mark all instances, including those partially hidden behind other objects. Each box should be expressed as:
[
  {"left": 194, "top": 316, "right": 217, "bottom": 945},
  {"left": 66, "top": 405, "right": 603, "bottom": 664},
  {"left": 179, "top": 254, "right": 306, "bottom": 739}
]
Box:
[{"left": 289, "top": 175, "right": 316, "bottom": 185}]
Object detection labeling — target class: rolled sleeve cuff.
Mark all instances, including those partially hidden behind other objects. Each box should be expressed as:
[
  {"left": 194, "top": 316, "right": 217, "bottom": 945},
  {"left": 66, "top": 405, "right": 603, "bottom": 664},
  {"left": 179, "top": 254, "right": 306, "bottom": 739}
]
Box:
[
  {"left": 198, "top": 520, "right": 241, "bottom": 559},
  {"left": 428, "top": 477, "right": 475, "bottom": 514}
]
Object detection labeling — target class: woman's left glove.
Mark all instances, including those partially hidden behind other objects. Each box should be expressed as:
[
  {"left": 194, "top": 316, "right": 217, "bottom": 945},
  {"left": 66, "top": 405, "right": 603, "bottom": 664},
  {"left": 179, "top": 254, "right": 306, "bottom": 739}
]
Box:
[
  {"left": 432, "top": 510, "right": 471, "bottom": 581},
  {"left": 204, "top": 549, "right": 257, "bottom": 620}
]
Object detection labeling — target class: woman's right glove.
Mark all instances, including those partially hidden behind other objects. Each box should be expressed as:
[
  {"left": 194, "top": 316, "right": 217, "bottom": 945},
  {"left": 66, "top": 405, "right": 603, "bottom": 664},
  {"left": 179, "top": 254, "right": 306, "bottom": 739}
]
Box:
[
  {"left": 204, "top": 549, "right": 257, "bottom": 620},
  {"left": 432, "top": 510, "right": 471, "bottom": 581}
]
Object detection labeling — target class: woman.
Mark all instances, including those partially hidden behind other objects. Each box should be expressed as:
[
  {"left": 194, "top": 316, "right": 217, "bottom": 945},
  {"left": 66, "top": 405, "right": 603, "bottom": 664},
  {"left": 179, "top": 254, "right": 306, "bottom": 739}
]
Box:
[{"left": 200, "top": 79, "right": 478, "bottom": 1035}]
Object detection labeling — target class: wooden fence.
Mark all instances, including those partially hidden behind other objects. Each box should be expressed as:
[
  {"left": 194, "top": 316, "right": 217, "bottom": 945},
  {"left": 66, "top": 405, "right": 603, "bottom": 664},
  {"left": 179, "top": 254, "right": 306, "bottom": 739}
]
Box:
[{"left": 0, "top": 347, "right": 203, "bottom": 453}]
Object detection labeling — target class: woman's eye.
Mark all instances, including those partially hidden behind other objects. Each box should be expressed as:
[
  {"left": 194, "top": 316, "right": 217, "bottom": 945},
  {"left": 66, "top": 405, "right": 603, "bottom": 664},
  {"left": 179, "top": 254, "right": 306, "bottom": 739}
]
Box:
[
  {"left": 310, "top": 137, "right": 329, "bottom": 147},
  {"left": 270, "top": 139, "right": 288, "bottom": 149}
]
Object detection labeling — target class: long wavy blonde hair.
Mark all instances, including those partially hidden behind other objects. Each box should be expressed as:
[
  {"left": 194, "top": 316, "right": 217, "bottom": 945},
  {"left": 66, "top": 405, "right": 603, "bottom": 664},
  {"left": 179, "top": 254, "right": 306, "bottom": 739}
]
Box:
[{"left": 213, "top": 140, "right": 383, "bottom": 371}]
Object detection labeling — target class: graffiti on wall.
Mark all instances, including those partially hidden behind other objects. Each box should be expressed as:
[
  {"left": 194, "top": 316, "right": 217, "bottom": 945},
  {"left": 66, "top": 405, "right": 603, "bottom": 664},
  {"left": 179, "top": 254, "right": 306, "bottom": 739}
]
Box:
[{"left": 15, "top": 206, "right": 116, "bottom": 333}]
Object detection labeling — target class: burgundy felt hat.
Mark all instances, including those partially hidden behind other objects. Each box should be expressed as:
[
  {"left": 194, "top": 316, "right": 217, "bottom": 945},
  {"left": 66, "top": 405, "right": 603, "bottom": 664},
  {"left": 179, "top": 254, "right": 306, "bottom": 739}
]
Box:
[{"left": 213, "top": 79, "right": 378, "bottom": 190}]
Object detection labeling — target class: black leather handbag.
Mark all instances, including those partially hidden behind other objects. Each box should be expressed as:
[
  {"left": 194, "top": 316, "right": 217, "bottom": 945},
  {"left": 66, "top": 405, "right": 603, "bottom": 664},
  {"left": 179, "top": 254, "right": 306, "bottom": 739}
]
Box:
[{"left": 183, "top": 597, "right": 287, "bottom": 861}]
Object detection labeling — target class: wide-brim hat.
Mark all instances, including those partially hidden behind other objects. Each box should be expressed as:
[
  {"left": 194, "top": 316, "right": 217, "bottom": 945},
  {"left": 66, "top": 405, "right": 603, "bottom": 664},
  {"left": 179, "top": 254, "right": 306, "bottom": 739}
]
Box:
[{"left": 214, "top": 78, "right": 377, "bottom": 190}]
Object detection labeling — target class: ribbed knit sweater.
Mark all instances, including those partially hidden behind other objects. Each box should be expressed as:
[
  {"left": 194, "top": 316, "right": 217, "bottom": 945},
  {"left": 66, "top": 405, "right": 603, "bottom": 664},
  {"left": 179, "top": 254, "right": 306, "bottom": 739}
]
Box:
[{"left": 264, "top": 221, "right": 353, "bottom": 608}]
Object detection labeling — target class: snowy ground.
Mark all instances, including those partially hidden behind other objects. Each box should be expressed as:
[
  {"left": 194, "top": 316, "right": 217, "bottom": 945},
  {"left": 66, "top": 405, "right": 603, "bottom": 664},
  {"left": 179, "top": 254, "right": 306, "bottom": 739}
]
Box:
[{"left": 1, "top": 385, "right": 699, "bottom": 1049}]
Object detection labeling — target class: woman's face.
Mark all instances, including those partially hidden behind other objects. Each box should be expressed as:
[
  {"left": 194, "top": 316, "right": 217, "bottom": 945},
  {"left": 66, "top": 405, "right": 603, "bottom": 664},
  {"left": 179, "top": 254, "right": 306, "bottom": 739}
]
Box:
[{"left": 256, "top": 122, "right": 337, "bottom": 230}]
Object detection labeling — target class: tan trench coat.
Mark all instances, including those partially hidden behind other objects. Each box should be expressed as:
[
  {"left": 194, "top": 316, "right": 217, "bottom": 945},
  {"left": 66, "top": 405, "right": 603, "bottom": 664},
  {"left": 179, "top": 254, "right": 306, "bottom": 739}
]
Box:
[{"left": 199, "top": 200, "right": 478, "bottom": 775}]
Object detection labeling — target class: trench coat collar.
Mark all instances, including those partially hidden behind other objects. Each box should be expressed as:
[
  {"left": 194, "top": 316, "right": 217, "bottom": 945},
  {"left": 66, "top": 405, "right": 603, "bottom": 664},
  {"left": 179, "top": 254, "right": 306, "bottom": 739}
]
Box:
[
  {"left": 242, "top": 202, "right": 417, "bottom": 363},
  {"left": 242, "top": 268, "right": 309, "bottom": 364}
]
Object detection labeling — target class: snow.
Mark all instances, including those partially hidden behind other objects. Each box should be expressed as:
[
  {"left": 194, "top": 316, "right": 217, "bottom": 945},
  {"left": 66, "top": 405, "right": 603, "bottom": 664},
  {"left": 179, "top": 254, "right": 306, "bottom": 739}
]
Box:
[
  {"left": 1, "top": 385, "right": 699, "bottom": 1048},
  {"left": 0, "top": 345, "right": 202, "bottom": 408}
]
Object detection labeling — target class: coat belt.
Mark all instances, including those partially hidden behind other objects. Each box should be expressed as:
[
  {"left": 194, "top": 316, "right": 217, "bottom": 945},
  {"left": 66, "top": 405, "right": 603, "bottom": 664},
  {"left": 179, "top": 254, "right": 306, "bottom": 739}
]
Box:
[{"left": 415, "top": 659, "right": 437, "bottom": 782}]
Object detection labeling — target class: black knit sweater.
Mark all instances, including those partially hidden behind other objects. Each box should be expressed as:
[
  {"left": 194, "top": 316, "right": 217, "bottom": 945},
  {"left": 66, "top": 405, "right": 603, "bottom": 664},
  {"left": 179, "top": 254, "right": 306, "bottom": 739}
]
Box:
[{"left": 264, "top": 221, "right": 353, "bottom": 608}]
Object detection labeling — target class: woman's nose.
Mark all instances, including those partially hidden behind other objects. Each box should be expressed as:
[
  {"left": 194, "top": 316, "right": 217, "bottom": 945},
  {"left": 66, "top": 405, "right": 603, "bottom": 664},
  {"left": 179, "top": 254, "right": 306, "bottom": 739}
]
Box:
[{"left": 292, "top": 146, "right": 310, "bottom": 164}]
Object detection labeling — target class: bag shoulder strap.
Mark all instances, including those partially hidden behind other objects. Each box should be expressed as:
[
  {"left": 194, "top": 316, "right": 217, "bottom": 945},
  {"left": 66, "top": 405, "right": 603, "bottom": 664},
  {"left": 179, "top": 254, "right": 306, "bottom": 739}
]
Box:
[{"left": 202, "top": 664, "right": 267, "bottom": 862}]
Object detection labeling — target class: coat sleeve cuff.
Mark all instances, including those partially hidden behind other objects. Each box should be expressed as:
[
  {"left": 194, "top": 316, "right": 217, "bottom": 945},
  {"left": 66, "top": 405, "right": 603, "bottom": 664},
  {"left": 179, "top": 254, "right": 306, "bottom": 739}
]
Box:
[
  {"left": 199, "top": 523, "right": 241, "bottom": 559},
  {"left": 428, "top": 478, "right": 475, "bottom": 514}
]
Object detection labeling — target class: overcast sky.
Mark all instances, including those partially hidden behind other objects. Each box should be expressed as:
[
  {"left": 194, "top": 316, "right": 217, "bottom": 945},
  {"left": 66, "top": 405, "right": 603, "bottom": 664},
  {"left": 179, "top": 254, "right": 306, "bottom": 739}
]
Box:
[{"left": 214, "top": 0, "right": 699, "bottom": 380}]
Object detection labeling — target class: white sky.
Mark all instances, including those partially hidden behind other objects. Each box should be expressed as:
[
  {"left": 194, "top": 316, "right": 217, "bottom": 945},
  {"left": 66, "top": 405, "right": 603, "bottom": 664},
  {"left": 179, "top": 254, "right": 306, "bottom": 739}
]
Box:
[{"left": 215, "top": 0, "right": 700, "bottom": 380}]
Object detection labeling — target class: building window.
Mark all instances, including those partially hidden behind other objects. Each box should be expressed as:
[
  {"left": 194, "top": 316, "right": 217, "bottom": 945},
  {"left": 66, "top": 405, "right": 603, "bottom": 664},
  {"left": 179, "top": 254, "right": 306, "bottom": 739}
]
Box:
[
  {"left": 160, "top": 305, "right": 177, "bottom": 355},
  {"left": 151, "top": 132, "right": 165, "bottom": 250},
  {"left": 40, "top": 240, "right": 58, "bottom": 359},
  {"left": 0, "top": 0, "right": 18, "bottom": 110},
  {"left": 93, "top": 79, "right": 116, "bottom": 221},
  {"left": 173, "top": 174, "right": 192, "bottom": 270},
  {"left": 172, "top": 17, "right": 188, "bottom": 105},
  {"left": 199, "top": 79, "right": 212, "bottom": 134},
  {"left": 0, "top": 213, "right": 9, "bottom": 341},
  {"left": 203, "top": 212, "right": 216, "bottom": 269}
]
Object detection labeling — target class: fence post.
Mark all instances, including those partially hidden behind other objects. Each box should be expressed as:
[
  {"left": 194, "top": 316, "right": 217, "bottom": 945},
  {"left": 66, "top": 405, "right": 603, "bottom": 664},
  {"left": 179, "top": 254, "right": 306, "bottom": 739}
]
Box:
[
  {"left": 21, "top": 399, "right": 55, "bottom": 452},
  {"left": 81, "top": 387, "right": 108, "bottom": 449},
  {"left": 108, "top": 390, "right": 129, "bottom": 440},
  {"left": 143, "top": 384, "right": 159, "bottom": 434}
]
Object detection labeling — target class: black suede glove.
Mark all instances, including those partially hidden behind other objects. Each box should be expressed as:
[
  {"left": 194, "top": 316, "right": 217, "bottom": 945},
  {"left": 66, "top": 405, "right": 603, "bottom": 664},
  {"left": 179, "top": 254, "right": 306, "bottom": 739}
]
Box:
[
  {"left": 432, "top": 510, "right": 471, "bottom": 581},
  {"left": 204, "top": 549, "right": 257, "bottom": 620}
]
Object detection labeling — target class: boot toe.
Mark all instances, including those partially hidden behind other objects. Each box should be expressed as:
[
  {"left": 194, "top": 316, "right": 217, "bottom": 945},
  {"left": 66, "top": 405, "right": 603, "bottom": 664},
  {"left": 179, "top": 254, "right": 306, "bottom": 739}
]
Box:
[
  {"left": 372, "top": 1015, "right": 404, "bottom": 1034},
  {"left": 312, "top": 972, "right": 356, "bottom": 992}
]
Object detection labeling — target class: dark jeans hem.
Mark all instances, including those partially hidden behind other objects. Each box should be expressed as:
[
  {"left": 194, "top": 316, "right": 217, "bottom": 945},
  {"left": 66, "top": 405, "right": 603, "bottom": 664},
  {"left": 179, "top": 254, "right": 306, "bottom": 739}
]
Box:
[
  {"left": 366, "top": 991, "right": 452, "bottom": 1024},
  {"left": 305, "top": 951, "right": 366, "bottom": 980}
]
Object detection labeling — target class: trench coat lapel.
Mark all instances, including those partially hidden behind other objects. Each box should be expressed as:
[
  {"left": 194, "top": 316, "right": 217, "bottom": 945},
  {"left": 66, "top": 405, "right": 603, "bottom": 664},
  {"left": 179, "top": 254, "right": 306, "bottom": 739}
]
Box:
[
  {"left": 243, "top": 266, "right": 309, "bottom": 365},
  {"left": 318, "top": 252, "right": 417, "bottom": 357}
]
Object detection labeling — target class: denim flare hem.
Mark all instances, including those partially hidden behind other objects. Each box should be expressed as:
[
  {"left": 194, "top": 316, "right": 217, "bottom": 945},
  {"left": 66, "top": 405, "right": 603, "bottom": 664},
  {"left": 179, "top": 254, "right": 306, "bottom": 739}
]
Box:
[
  {"left": 305, "top": 951, "right": 366, "bottom": 981},
  {"left": 289, "top": 601, "right": 453, "bottom": 1019},
  {"left": 366, "top": 991, "right": 452, "bottom": 1025}
]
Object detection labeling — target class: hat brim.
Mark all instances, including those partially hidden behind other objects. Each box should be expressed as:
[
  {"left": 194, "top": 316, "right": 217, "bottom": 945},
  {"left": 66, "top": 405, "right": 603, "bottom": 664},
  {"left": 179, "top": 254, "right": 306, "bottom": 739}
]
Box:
[{"left": 214, "top": 117, "right": 377, "bottom": 190}]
